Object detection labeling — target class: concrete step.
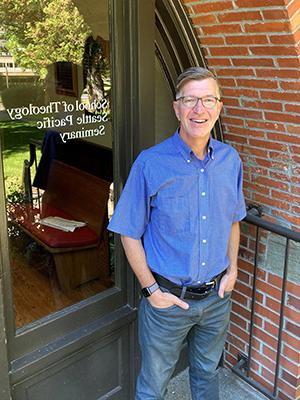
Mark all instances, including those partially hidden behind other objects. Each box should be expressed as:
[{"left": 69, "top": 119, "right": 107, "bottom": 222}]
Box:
[{"left": 166, "top": 368, "right": 269, "bottom": 400}]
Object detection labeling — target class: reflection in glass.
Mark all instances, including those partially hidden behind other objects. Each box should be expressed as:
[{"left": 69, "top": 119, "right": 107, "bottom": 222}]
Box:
[{"left": 0, "top": 0, "right": 114, "bottom": 328}]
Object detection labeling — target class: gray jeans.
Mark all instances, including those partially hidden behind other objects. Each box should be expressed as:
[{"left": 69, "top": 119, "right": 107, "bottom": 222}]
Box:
[{"left": 136, "top": 285, "right": 232, "bottom": 400}]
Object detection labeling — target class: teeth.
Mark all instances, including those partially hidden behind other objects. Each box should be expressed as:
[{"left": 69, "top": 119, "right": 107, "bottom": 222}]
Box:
[{"left": 192, "top": 119, "right": 207, "bottom": 123}]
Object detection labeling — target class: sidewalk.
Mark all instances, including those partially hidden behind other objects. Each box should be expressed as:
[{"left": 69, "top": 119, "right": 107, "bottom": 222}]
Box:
[{"left": 166, "top": 367, "right": 268, "bottom": 400}]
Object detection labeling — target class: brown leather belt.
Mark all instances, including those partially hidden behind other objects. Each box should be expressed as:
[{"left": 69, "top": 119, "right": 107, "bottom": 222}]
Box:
[{"left": 152, "top": 270, "right": 226, "bottom": 300}]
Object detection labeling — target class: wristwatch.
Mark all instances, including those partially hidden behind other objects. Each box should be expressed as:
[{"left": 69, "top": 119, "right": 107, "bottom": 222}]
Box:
[{"left": 141, "top": 282, "right": 159, "bottom": 297}]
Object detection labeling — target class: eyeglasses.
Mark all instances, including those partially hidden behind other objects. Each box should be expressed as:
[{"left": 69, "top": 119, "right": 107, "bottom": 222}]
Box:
[{"left": 176, "top": 95, "right": 221, "bottom": 109}]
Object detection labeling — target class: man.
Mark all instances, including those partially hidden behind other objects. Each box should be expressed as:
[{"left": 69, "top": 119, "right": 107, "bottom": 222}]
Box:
[{"left": 108, "top": 67, "right": 246, "bottom": 400}]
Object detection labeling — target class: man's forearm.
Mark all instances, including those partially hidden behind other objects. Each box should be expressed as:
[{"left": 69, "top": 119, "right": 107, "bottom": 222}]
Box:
[
  {"left": 120, "top": 236, "right": 156, "bottom": 287},
  {"left": 227, "top": 221, "right": 240, "bottom": 275}
]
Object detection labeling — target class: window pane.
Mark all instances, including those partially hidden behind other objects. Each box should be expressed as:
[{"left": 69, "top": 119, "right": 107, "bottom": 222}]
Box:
[{"left": 0, "top": 0, "right": 114, "bottom": 329}]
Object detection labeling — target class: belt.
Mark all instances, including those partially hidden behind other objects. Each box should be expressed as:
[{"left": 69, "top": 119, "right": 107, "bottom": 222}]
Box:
[{"left": 152, "top": 270, "right": 226, "bottom": 300}]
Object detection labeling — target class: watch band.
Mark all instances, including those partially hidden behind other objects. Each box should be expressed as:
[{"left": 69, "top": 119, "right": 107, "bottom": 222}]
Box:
[{"left": 141, "top": 282, "right": 159, "bottom": 297}]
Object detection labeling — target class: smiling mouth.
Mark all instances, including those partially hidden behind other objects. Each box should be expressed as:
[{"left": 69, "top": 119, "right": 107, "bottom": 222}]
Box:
[{"left": 191, "top": 118, "right": 208, "bottom": 124}]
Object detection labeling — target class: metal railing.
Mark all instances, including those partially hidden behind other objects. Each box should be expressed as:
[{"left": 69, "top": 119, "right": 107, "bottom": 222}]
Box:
[{"left": 232, "top": 207, "right": 300, "bottom": 400}]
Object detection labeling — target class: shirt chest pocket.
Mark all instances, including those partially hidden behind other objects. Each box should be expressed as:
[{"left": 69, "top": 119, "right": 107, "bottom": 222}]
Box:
[{"left": 156, "top": 196, "right": 190, "bottom": 234}]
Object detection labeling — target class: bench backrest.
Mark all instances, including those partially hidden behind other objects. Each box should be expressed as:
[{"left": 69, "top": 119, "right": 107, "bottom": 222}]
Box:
[{"left": 42, "top": 160, "right": 110, "bottom": 235}]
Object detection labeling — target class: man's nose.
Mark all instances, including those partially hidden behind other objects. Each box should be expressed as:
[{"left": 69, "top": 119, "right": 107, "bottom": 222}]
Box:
[{"left": 193, "top": 99, "right": 205, "bottom": 112}]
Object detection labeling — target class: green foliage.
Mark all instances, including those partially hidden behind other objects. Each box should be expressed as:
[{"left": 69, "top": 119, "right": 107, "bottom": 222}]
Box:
[{"left": 0, "top": 0, "right": 91, "bottom": 78}]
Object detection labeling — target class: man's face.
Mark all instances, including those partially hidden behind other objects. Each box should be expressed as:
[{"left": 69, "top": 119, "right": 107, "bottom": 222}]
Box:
[{"left": 173, "top": 78, "right": 223, "bottom": 144}]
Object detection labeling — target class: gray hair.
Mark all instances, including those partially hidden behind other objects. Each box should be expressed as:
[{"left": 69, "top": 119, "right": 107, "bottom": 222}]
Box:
[{"left": 175, "top": 66, "right": 221, "bottom": 98}]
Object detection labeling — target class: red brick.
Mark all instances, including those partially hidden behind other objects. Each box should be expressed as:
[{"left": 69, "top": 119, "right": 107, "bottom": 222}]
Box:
[
  {"left": 285, "top": 321, "right": 300, "bottom": 338},
  {"left": 202, "top": 24, "right": 242, "bottom": 35},
  {"left": 229, "top": 321, "right": 250, "bottom": 343},
  {"left": 287, "top": 125, "right": 300, "bottom": 134},
  {"left": 230, "top": 312, "right": 248, "bottom": 330},
  {"left": 245, "top": 21, "right": 290, "bottom": 33},
  {"left": 287, "top": 0, "right": 300, "bottom": 18},
  {"left": 256, "top": 176, "right": 289, "bottom": 191},
  {"left": 277, "top": 379, "right": 298, "bottom": 398},
  {"left": 206, "top": 57, "right": 232, "bottom": 66},
  {"left": 262, "top": 9, "right": 289, "bottom": 20},
  {"left": 256, "top": 68, "right": 300, "bottom": 79},
  {"left": 222, "top": 87, "right": 260, "bottom": 98},
  {"left": 281, "top": 356, "right": 299, "bottom": 376},
  {"left": 227, "top": 331, "right": 248, "bottom": 349},
  {"left": 269, "top": 150, "right": 291, "bottom": 161},
  {"left": 251, "top": 348, "right": 276, "bottom": 372},
  {"left": 218, "top": 77, "right": 236, "bottom": 87},
  {"left": 217, "top": 67, "right": 255, "bottom": 77},
  {"left": 226, "top": 107, "right": 263, "bottom": 119},
  {"left": 236, "top": 78, "right": 278, "bottom": 89},
  {"left": 270, "top": 34, "right": 297, "bottom": 45},
  {"left": 218, "top": 11, "right": 262, "bottom": 23},
  {"left": 254, "top": 303, "right": 281, "bottom": 327},
  {"left": 267, "top": 273, "right": 283, "bottom": 289},
  {"left": 277, "top": 57, "right": 300, "bottom": 68},
  {"left": 192, "top": 14, "right": 217, "bottom": 25},
  {"left": 285, "top": 306, "right": 300, "bottom": 325},
  {"left": 232, "top": 58, "right": 275, "bottom": 67},
  {"left": 291, "top": 185, "right": 300, "bottom": 196},
  {"left": 261, "top": 367, "right": 275, "bottom": 384},
  {"left": 222, "top": 97, "right": 241, "bottom": 107},
  {"left": 253, "top": 325, "right": 279, "bottom": 349},
  {"left": 236, "top": 0, "right": 285, "bottom": 6},
  {"left": 263, "top": 344, "right": 277, "bottom": 361},
  {"left": 192, "top": 1, "right": 234, "bottom": 13},
  {"left": 271, "top": 189, "right": 300, "bottom": 204},
  {"left": 243, "top": 100, "right": 282, "bottom": 111},
  {"left": 266, "top": 132, "right": 300, "bottom": 145},
  {"left": 257, "top": 279, "right": 282, "bottom": 300},
  {"left": 282, "top": 331, "right": 300, "bottom": 351},
  {"left": 249, "top": 371, "right": 274, "bottom": 393},
  {"left": 265, "top": 111, "right": 299, "bottom": 124},
  {"left": 232, "top": 302, "right": 251, "bottom": 320},
  {"left": 250, "top": 46, "right": 298, "bottom": 56},
  {"left": 260, "top": 90, "right": 300, "bottom": 102},
  {"left": 253, "top": 157, "right": 288, "bottom": 170},
  {"left": 200, "top": 36, "right": 225, "bottom": 46},
  {"left": 285, "top": 103, "right": 300, "bottom": 114},
  {"left": 232, "top": 290, "right": 249, "bottom": 306},
  {"left": 253, "top": 193, "right": 290, "bottom": 211},
  {"left": 247, "top": 120, "right": 285, "bottom": 132},
  {"left": 209, "top": 46, "right": 249, "bottom": 56},
  {"left": 283, "top": 344, "right": 300, "bottom": 362},
  {"left": 272, "top": 210, "right": 300, "bottom": 226},
  {"left": 282, "top": 370, "right": 298, "bottom": 387},
  {"left": 227, "top": 34, "right": 269, "bottom": 44},
  {"left": 222, "top": 116, "right": 244, "bottom": 126}
]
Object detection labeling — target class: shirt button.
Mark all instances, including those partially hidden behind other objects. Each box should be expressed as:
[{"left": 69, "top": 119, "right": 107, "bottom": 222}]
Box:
[
  {"left": 201, "top": 192, "right": 206, "bottom": 196},
  {"left": 202, "top": 239, "right": 207, "bottom": 243},
  {"left": 202, "top": 216, "right": 207, "bottom": 220},
  {"left": 187, "top": 159, "right": 191, "bottom": 163},
  {"left": 200, "top": 168, "right": 204, "bottom": 173},
  {"left": 201, "top": 262, "right": 206, "bottom": 266}
]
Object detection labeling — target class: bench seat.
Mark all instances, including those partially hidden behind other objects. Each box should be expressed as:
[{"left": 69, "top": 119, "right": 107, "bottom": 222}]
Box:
[{"left": 11, "top": 204, "right": 99, "bottom": 248}]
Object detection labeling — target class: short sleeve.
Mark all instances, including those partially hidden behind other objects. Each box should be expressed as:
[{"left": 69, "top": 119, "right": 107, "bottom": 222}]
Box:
[
  {"left": 233, "top": 158, "right": 247, "bottom": 222},
  {"left": 107, "top": 156, "right": 150, "bottom": 239}
]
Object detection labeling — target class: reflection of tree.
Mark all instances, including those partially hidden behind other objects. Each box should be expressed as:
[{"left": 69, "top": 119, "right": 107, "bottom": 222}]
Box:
[{"left": 0, "top": 0, "right": 90, "bottom": 79}]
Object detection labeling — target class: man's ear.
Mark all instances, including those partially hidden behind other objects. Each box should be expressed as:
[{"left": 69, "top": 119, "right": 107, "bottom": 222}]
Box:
[{"left": 173, "top": 101, "right": 180, "bottom": 121}]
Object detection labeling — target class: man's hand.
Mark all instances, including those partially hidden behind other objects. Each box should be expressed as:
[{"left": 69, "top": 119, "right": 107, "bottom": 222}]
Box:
[
  {"left": 148, "top": 288, "right": 189, "bottom": 310},
  {"left": 218, "top": 269, "right": 237, "bottom": 298}
]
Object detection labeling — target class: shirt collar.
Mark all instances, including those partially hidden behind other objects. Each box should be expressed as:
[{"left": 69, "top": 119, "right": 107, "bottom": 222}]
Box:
[{"left": 172, "top": 129, "right": 215, "bottom": 162}]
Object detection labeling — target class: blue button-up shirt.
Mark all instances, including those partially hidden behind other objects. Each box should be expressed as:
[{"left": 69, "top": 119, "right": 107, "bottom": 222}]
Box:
[{"left": 108, "top": 130, "right": 246, "bottom": 285}]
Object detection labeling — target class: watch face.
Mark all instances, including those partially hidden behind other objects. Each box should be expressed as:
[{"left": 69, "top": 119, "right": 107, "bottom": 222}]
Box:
[{"left": 141, "top": 287, "right": 151, "bottom": 297}]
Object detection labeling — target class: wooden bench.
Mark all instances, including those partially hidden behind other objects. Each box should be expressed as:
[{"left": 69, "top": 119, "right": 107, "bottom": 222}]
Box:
[{"left": 10, "top": 160, "right": 111, "bottom": 292}]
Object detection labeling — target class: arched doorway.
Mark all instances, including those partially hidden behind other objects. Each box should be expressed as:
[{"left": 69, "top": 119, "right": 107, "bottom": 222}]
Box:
[{"left": 0, "top": 1, "right": 215, "bottom": 398}]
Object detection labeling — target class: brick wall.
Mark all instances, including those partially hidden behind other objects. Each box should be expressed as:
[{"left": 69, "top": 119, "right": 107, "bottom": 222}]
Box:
[{"left": 180, "top": 0, "right": 300, "bottom": 399}]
